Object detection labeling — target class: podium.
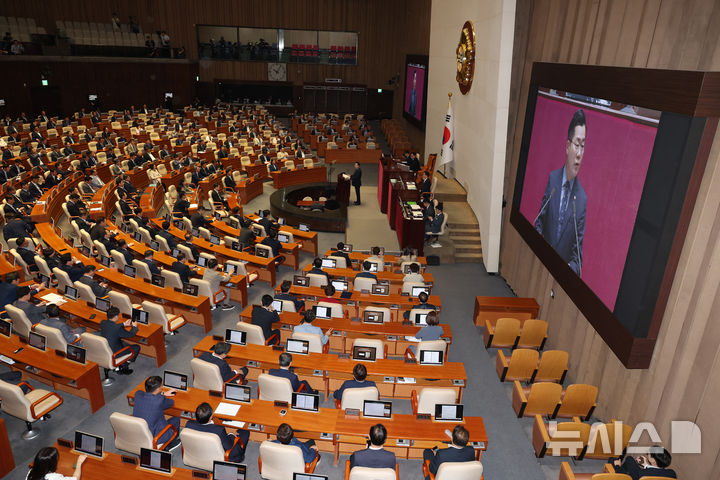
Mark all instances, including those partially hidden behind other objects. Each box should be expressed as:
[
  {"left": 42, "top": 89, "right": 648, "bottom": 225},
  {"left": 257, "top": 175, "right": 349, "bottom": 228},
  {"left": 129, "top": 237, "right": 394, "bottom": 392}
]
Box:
[{"left": 336, "top": 173, "right": 351, "bottom": 205}]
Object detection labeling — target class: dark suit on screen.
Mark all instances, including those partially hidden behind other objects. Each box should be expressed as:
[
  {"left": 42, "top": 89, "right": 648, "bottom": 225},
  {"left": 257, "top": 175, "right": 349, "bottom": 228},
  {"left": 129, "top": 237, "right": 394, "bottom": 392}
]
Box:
[{"left": 534, "top": 167, "right": 586, "bottom": 276}]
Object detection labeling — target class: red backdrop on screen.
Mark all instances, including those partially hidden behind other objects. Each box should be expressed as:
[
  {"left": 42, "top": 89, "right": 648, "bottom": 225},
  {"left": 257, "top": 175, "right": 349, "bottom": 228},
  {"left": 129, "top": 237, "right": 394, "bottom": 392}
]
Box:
[
  {"left": 404, "top": 65, "right": 425, "bottom": 121},
  {"left": 519, "top": 95, "right": 657, "bottom": 310}
]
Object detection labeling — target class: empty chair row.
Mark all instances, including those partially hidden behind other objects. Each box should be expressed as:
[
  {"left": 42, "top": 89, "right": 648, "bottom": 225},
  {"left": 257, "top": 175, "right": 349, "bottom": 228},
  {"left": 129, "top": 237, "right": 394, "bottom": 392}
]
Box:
[
  {"left": 512, "top": 381, "right": 598, "bottom": 420},
  {"left": 496, "top": 348, "right": 568, "bottom": 384},
  {"left": 484, "top": 317, "right": 548, "bottom": 350}
]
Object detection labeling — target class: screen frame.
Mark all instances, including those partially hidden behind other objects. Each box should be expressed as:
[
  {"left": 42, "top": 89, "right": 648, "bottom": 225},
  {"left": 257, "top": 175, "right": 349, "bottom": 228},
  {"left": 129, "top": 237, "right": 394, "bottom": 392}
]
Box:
[
  {"left": 509, "top": 62, "right": 720, "bottom": 368},
  {"left": 224, "top": 383, "right": 251, "bottom": 403},
  {"left": 286, "top": 338, "right": 309, "bottom": 355},
  {"left": 66, "top": 344, "right": 87, "bottom": 364},
  {"left": 402, "top": 54, "right": 429, "bottom": 130},
  {"left": 163, "top": 370, "right": 188, "bottom": 391},
  {"left": 362, "top": 399, "right": 392, "bottom": 418},
  {"left": 352, "top": 345, "right": 376, "bottom": 362},
  {"left": 224, "top": 328, "right": 247, "bottom": 346},
  {"left": 291, "top": 392, "right": 320, "bottom": 412},
  {"left": 213, "top": 460, "right": 247, "bottom": 480},
  {"left": 28, "top": 331, "right": 46, "bottom": 351},
  {"left": 73, "top": 430, "right": 103, "bottom": 458},
  {"left": 419, "top": 349, "right": 444, "bottom": 365},
  {"left": 139, "top": 447, "right": 172, "bottom": 474},
  {"left": 434, "top": 403, "right": 464, "bottom": 421}
]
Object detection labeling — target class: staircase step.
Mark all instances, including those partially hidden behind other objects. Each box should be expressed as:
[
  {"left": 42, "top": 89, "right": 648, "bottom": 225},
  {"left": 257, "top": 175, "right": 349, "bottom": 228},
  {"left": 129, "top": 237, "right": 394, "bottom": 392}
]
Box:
[
  {"left": 450, "top": 235, "right": 482, "bottom": 243},
  {"left": 456, "top": 246, "right": 483, "bottom": 253},
  {"left": 449, "top": 228, "right": 479, "bottom": 235}
]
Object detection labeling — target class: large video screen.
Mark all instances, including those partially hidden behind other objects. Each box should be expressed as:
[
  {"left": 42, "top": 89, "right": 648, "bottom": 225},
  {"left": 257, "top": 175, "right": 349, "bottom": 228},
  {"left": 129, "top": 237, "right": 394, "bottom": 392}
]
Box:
[
  {"left": 518, "top": 89, "right": 660, "bottom": 311},
  {"left": 402, "top": 55, "right": 428, "bottom": 129}
]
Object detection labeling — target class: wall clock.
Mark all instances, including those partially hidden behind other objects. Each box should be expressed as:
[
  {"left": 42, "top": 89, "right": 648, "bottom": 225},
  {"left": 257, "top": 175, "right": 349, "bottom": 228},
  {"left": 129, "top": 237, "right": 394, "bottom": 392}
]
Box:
[
  {"left": 456, "top": 21, "right": 475, "bottom": 94},
  {"left": 268, "top": 62, "right": 287, "bottom": 82}
]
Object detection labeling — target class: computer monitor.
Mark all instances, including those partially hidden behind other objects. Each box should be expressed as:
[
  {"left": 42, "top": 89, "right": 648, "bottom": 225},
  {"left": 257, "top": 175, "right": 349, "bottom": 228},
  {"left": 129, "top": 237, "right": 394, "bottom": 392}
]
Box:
[
  {"left": 39, "top": 274, "right": 51, "bottom": 289},
  {"left": 362, "top": 310, "right": 384, "bottom": 324},
  {"left": 0, "top": 318, "right": 11, "bottom": 337},
  {"left": 321, "top": 258, "right": 336, "bottom": 269},
  {"left": 294, "top": 475, "right": 328, "bottom": 480},
  {"left": 64, "top": 285, "right": 78, "bottom": 301},
  {"left": 79, "top": 245, "right": 91, "bottom": 257},
  {"left": 434, "top": 403, "right": 464, "bottom": 422},
  {"left": 171, "top": 248, "right": 181, "bottom": 258},
  {"left": 100, "top": 255, "right": 111, "bottom": 267},
  {"left": 368, "top": 263, "right": 378, "bottom": 272},
  {"left": 123, "top": 265, "right": 137, "bottom": 278},
  {"left": 331, "top": 280, "right": 347, "bottom": 292},
  {"left": 257, "top": 210, "right": 264, "bottom": 218},
  {"left": 191, "top": 227, "right": 200, "bottom": 237},
  {"left": 163, "top": 370, "right": 188, "bottom": 391},
  {"left": 231, "top": 242, "right": 243, "bottom": 252},
  {"left": 183, "top": 283, "right": 199, "bottom": 296},
  {"left": 362, "top": 400, "right": 392, "bottom": 418},
  {"left": 415, "top": 312, "right": 429, "bottom": 326},
  {"left": 139, "top": 448, "right": 172, "bottom": 474},
  {"left": 119, "top": 223, "right": 128, "bottom": 233},
  {"left": 298, "top": 223, "right": 310, "bottom": 232},
  {"left": 255, "top": 247, "right": 269, "bottom": 258},
  {"left": 291, "top": 392, "right": 319, "bottom": 412},
  {"left": 212, "top": 460, "right": 247, "bottom": 480},
  {"left": 277, "top": 217, "right": 285, "bottom": 225},
  {"left": 277, "top": 233, "right": 290, "bottom": 243},
  {"left": 419, "top": 350, "right": 444, "bottom": 366},
  {"left": 371, "top": 284, "right": 389, "bottom": 296},
  {"left": 197, "top": 256, "right": 208, "bottom": 267},
  {"left": 150, "top": 240, "right": 160, "bottom": 251},
  {"left": 66, "top": 344, "right": 86, "bottom": 364},
  {"left": 412, "top": 285, "right": 430, "bottom": 297},
  {"left": 271, "top": 300, "right": 283, "bottom": 312},
  {"left": 224, "top": 329, "right": 247, "bottom": 346},
  {"left": 151, "top": 274, "right": 165, "bottom": 287},
  {"left": 313, "top": 305, "right": 331, "bottom": 319},
  {"left": 224, "top": 383, "right": 251, "bottom": 403},
  {"left": 286, "top": 338, "right": 309, "bottom": 355},
  {"left": 225, "top": 263, "right": 237, "bottom": 274},
  {"left": 95, "top": 297, "right": 111, "bottom": 312},
  {"left": 210, "top": 235, "right": 221, "bottom": 245},
  {"left": 132, "top": 308, "right": 149, "bottom": 325},
  {"left": 342, "top": 244, "right": 353, "bottom": 253},
  {"left": 73, "top": 431, "right": 103, "bottom": 458},
  {"left": 28, "top": 331, "right": 46, "bottom": 351},
  {"left": 352, "top": 345, "right": 376, "bottom": 362},
  {"left": 134, "top": 232, "right": 143, "bottom": 243}
]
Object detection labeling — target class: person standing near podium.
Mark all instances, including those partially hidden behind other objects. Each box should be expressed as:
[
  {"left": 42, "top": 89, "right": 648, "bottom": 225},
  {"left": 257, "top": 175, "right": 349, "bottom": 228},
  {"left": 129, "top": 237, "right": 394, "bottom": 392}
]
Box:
[{"left": 350, "top": 162, "right": 362, "bottom": 205}]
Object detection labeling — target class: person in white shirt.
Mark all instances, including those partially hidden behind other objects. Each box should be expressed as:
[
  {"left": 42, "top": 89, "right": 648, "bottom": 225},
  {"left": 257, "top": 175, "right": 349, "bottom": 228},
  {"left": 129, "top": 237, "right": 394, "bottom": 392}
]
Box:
[
  {"left": 403, "top": 262, "right": 424, "bottom": 283},
  {"left": 292, "top": 310, "right": 333, "bottom": 345},
  {"left": 367, "top": 246, "right": 384, "bottom": 272},
  {"left": 26, "top": 447, "right": 86, "bottom": 480}
]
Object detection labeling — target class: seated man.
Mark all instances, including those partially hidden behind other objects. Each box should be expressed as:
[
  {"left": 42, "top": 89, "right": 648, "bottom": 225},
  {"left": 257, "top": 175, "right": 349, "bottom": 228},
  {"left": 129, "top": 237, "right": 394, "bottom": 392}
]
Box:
[
  {"left": 612, "top": 449, "right": 677, "bottom": 479},
  {"left": 185, "top": 402, "right": 249, "bottom": 462},
  {"left": 14, "top": 236, "right": 38, "bottom": 272},
  {"left": 403, "top": 262, "right": 424, "bottom": 283},
  {"left": 99, "top": 307, "right": 140, "bottom": 375},
  {"left": 158, "top": 222, "right": 177, "bottom": 249},
  {"left": 292, "top": 310, "right": 332, "bottom": 346},
  {"left": 269, "top": 352, "right": 316, "bottom": 394},
  {"left": 59, "top": 253, "right": 85, "bottom": 282},
  {"left": 349, "top": 424, "right": 396, "bottom": 469},
  {"left": 14, "top": 286, "right": 47, "bottom": 325},
  {"left": 330, "top": 242, "right": 351, "bottom": 267},
  {"left": 171, "top": 251, "right": 193, "bottom": 284},
  {"left": 275, "top": 280, "right": 304, "bottom": 312},
  {"left": 403, "top": 291, "right": 438, "bottom": 320},
  {"left": 179, "top": 233, "right": 199, "bottom": 260},
  {"left": 142, "top": 250, "right": 162, "bottom": 276},
  {"left": 333, "top": 363, "right": 376, "bottom": 401},
  {"left": 367, "top": 247, "right": 385, "bottom": 272},
  {"left": 251, "top": 294, "right": 281, "bottom": 344},
  {"left": 38, "top": 303, "right": 85, "bottom": 346},
  {"left": 308, "top": 257, "right": 329, "bottom": 279},
  {"left": 423, "top": 425, "right": 474, "bottom": 479},
  {"left": 272, "top": 423, "right": 318, "bottom": 464},
  {"left": 261, "top": 230, "right": 282, "bottom": 257},
  {"left": 355, "top": 261, "right": 378, "bottom": 281},
  {"left": 198, "top": 341, "right": 248, "bottom": 383},
  {"left": 78, "top": 265, "right": 110, "bottom": 298},
  {"left": 132, "top": 375, "right": 181, "bottom": 450}
]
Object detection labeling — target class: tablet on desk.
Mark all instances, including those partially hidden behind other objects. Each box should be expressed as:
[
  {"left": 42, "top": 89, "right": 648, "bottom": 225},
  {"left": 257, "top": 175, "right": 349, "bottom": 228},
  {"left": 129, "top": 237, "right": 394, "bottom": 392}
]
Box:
[
  {"left": 100, "top": 255, "right": 111, "bottom": 267},
  {"left": 331, "top": 280, "right": 347, "bottom": 292},
  {"left": 411, "top": 285, "right": 431, "bottom": 297},
  {"left": 163, "top": 370, "right": 188, "bottom": 391},
  {"left": 197, "top": 256, "right": 208, "bottom": 267},
  {"left": 321, "top": 258, "right": 336, "bottom": 269},
  {"left": 291, "top": 392, "right": 319, "bottom": 412},
  {"left": 224, "top": 383, "right": 251, "bottom": 403},
  {"left": 39, "top": 273, "right": 51, "bottom": 289},
  {"left": 123, "top": 265, "right": 136, "bottom": 278},
  {"left": 210, "top": 235, "right": 221, "bottom": 245},
  {"left": 363, "top": 400, "right": 392, "bottom": 419},
  {"left": 183, "top": 283, "right": 199, "bottom": 296},
  {"left": 73, "top": 431, "right": 103, "bottom": 458},
  {"left": 362, "top": 311, "right": 384, "bottom": 324},
  {"left": 313, "top": 305, "right": 331, "bottom": 320},
  {"left": 342, "top": 244, "right": 353, "bottom": 253},
  {"left": 419, "top": 349, "right": 444, "bottom": 365},
  {"left": 0, "top": 318, "right": 11, "bottom": 337},
  {"left": 298, "top": 223, "right": 310, "bottom": 232},
  {"left": 66, "top": 344, "right": 86, "bottom": 364},
  {"left": 28, "top": 331, "right": 46, "bottom": 351},
  {"left": 293, "top": 275, "right": 309, "bottom": 287},
  {"left": 294, "top": 474, "right": 328, "bottom": 480},
  {"left": 150, "top": 240, "right": 160, "bottom": 251},
  {"left": 151, "top": 274, "right": 165, "bottom": 287},
  {"left": 434, "top": 403, "right": 464, "bottom": 422},
  {"left": 64, "top": 285, "right": 78, "bottom": 301},
  {"left": 139, "top": 447, "right": 172, "bottom": 474},
  {"left": 213, "top": 460, "right": 247, "bottom": 480},
  {"left": 286, "top": 338, "right": 309, "bottom": 355},
  {"left": 132, "top": 308, "right": 149, "bottom": 325},
  {"left": 225, "top": 329, "right": 247, "bottom": 346},
  {"left": 352, "top": 345, "right": 376, "bottom": 362},
  {"left": 277, "top": 233, "right": 290, "bottom": 243},
  {"left": 371, "top": 284, "right": 389, "bottom": 296},
  {"left": 271, "top": 300, "right": 283, "bottom": 312}
]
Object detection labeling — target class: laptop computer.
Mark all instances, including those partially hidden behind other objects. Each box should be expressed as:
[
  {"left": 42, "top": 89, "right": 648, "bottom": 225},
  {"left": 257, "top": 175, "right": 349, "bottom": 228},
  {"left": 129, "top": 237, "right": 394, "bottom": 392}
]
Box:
[
  {"left": 352, "top": 345, "right": 376, "bottom": 362},
  {"left": 73, "top": 431, "right": 103, "bottom": 458},
  {"left": 163, "top": 370, "right": 188, "bottom": 391},
  {"left": 362, "top": 400, "right": 392, "bottom": 419},
  {"left": 286, "top": 338, "right": 309, "bottom": 355},
  {"left": 298, "top": 224, "right": 310, "bottom": 232},
  {"left": 225, "top": 329, "right": 247, "bottom": 346},
  {"left": 434, "top": 404, "right": 464, "bottom": 422},
  {"left": 419, "top": 349, "right": 444, "bottom": 365}
]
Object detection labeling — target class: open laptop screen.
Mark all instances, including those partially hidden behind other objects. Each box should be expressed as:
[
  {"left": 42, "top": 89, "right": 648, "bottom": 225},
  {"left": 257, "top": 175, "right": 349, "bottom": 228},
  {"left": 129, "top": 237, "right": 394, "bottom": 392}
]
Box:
[
  {"left": 139, "top": 448, "right": 172, "bottom": 474},
  {"left": 163, "top": 370, "right": 188, "bottom": 391},
  {"left": 363, "top": 400, "right": 392, "bottom": 418},
  {"left": 73, "top": 431, "right": 103, "bottom": 458},
  {"left": 213, "top": 460, "right": 247, "bottom": 480}
]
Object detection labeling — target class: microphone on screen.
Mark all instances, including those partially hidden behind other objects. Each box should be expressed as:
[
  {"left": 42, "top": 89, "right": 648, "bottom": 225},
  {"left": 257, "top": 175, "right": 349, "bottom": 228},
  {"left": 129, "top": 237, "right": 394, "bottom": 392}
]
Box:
[
  {"left": 572, "top": 195, "right": 583, "bottom": 277},
  {"left": 533, "top": 188, "right": 556, "bottom": 228}
]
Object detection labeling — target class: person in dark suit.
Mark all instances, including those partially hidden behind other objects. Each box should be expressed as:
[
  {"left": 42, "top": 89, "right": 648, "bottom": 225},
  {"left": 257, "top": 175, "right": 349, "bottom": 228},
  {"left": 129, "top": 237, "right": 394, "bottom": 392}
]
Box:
[
  {"left": 14, "top": 286, "right": 48, "bottom": 325},
  {"left": 179, "top": 233, "right": 199, "bottom": 261},
  {"left": 251, "top": 295, "right": 281, "bottom": 344},
  {"left": 190, "top": 208, "right": 210, "bottom": 228},
  {"left": 223, "top": 171, "right": 236, "bottom": 190},
  {"left": 132, "top": 375, "right": 180, "bottom": 449},
  {"left": 210, "top": 183, "right": 228, "bottom": 210},
  {"left": 261, "top": 230, "right": 282, "bottom": 257},
  {"left": 534, "top": 109, "right": 587, "bottom": 277},
  {"left": 268, "top": 158, "right": 279, "bottom": 172},
  {"left": 157, "top": 221, "right": 178, "bottom": 249},
  {"left": 66, "top": 193, "right": 86, "bottom": 217},
  {"left": 198, "top": 341, "right": 248, "bottom": 383},
  {"left": 350, "top": 162, "right": 362, "bottom": 205},
  {"left": 403, "top": 291, "right": 438, "bottom": 320},
  {"left": 355, "top": 261, "right": 378, "bottom": 281},
  {"left": 113, "top": 239, "right": 135, "bottom": 265},
  {"left": 258, "top": 210, "right": 276, "bottom": 234},
  {"left": 275, "top": 280, "right": 304, "bottom": 312},
  {"left": 308, "top": 257, "right": 329, "bottom": 279},
  {"left": 185, "top": 402, "right": 249, "bottom": 462},
  {"left": 331, "top": 242, "right": 352, "bottom": 268},
  {"left": 3, "top": 213, "right": 32, "bottom": 240},
  {"left": 423, "top": 425, "right": 475, "bottom": 479},
  {"left": 59, "top": 253, "right": 85, "bottom": 282},
  {"left": 173, "top": 196, "right": 190, "bottom": 217},
  {"left": 425, "top": 204, "right": 445, "bottom": 245},
  {"left": 142, "top": 250, "right": 162, "bottom": 276},
  {"left": 349, "top": 424, "right": 396, "bottom": 469},
  {"left": 89, "top": 217, "right": 107, "bottom": 242},
  {"left": 333, "top": 363, "right": 377, "bottom": 401},
  {"left": 268, "top": 352, "right": 316, "bottom": 393},
  {"left": 171, "top": 251, "right": 192, "bottom": 284},
  {"left": 612, "top": 449, "right": 676, "bottom": 479},
  {"left": 14, "top": 237, "right": 38, "bottom": 271},
  {"left": 39, "top": 304, "right": 85, "bottom": 346},
  {"left": 78, "top": 265, "right": 110, "bottom": 297},
  {"left": 99, "top": 307, "right": 140, "bottom": 374},
  {"left": 419, "top": 170, "right": 432, "bottom": 194},
  {"left": 407, "top": 153, "right": 421, "bottom": 172},
  {"left": 272, "top": 423, "right": 318, "bottom": 464}
]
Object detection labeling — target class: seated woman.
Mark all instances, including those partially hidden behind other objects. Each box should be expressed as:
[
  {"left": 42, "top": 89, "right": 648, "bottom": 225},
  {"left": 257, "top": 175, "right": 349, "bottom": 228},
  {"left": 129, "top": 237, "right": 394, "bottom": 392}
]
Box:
[{"left": 26, "top": 446, "right": 86, "bottom": 480}]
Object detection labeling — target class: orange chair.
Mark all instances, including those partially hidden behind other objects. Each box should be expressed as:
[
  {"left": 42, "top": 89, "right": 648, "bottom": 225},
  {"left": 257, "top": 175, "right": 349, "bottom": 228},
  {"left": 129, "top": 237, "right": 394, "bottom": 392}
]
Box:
[
  {"left": 496, "top": 349, "right": 539, "bottom": 382},
  {"left": 484, "top": 317, "right": 520, "bottom": 349},
  {"left": 532, "top": 350, "right": 569, "bottom": 383},
  {"left": 512, "top": 381, "right": 562, "bottom": 418},
  {"left": 556, "top": 384, "right": 598, "bottom": 421}
]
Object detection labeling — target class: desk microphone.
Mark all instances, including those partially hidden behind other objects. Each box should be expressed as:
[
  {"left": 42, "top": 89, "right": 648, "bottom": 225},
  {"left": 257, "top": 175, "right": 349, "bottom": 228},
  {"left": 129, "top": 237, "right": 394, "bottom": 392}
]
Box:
[
  {"left": 572, "top": 195, "right": 582, "bottom": 277},
  {"left": 533, "top": 188, "right": 556, "bottom": 227}
]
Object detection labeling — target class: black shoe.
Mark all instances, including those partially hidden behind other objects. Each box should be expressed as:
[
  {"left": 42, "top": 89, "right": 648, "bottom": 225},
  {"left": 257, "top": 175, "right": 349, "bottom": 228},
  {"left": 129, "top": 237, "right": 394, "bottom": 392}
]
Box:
[
  {"left": 353, "top": 201, "right": 360, "bottom": 205},
  {"left": 164, "top": 438, "right": 181, "bottom": 451},
  {"left": 239, "top": 366, "right": 249, "bottom": 377},
  {"left": 221, "top": 303, "right": 235, "bottom": 310},
  {"left": 119, "top": 365, "right": 133, "bottom": 375}
]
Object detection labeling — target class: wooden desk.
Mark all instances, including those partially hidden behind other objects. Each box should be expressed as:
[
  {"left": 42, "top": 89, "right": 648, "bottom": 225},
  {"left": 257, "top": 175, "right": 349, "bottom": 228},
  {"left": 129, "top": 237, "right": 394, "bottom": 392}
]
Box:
[
  {"left": 209, "top": 220, "right": 301, "bottom": 270},
  {"left": 0, "top": 334, "right": 105, "bottom": 413},
  {"left": 299, "top": 264, "right": 433, "bottom": 293},
  {"left": 192, "top": 336, "right": 465, "bottom": 401},
  {"left": 0, "top": 419, "right": 14, "bottom": 477},
  {"left": 37, "top": 288, "right": 167, "bottom": 367},
  {"left": 271, "top": 166, "right": 327, "bottom": 189},
  {"left": 52, "top": 443, "right": 197, "bottom": 479},
  {"left": 277, "top": 285, "right": 443, "bottom": 322},
  {"left": 473, "top": 296, "right": 540, "bottom": 326},
  {"left": 139, "top": 183, "right": 164, "bottom": 218},
  {"left": 246, "top": 214, "right": 319, "bottom": 256},
  {"left": 323, "top": 250, "right": 427, "bottom": 268},
  {"left": 238, "top": 305, "right": 452, "bottom": 355}
]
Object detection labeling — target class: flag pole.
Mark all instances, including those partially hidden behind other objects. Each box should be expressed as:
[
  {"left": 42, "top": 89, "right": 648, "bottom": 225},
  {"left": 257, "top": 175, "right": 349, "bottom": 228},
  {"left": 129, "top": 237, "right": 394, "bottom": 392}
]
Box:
[{"left": 443, "top": 92, "right": 452, "bottom": 178}]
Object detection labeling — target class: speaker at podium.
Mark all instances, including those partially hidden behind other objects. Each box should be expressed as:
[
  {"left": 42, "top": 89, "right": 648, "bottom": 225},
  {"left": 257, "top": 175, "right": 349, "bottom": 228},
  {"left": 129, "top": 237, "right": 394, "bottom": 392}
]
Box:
[{"left": 336, "top": 172, "right": 351, "bottom": 205}]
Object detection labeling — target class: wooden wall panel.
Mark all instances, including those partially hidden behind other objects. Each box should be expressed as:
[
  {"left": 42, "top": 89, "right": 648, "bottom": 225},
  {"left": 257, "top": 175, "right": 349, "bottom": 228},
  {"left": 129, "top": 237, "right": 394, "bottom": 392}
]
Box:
[{"left": 503, "top": 0, "right": 720, "bottom": 477}]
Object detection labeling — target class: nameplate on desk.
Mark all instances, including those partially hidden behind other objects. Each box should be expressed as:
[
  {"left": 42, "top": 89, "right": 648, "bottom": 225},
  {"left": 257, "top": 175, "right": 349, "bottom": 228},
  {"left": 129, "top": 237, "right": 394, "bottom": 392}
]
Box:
[
  {"left": 320, "top": 432, "right": 333, "bottom": 440},
  {"left": 416, "top": 414, "right": 431, "bottom": 421},
  {"left": 307, "top": 296, "right": 316, "bottom": 301},
  {"left": 248, "top": 423, "right": 262, "bottom": 431},
  {"left": 401, "top": 292, "right": 409, "bottom": 296},
  {"left": 212, "top": 335, "right": 224, "bottom": 341},
  {"left": 347, "top": 301, "right": 356, "bottom": 306},
  {"left": 54, "top": 350, "right": 66, "bottom": 358},
  {"left": 192, "top": 471, "right": 210, "bottom": 479},
  {"left": 396, "top": 439, "right": 411, "bottom": 446},
  {"left": 350, "top": 317, "right": 361, "bottom": 323},
  {"left": 271, "top": 345, "right": 283, "bottom": 351},
  {"left": 344, "top": 408, "right": 360, "bottom": 417},
  {"left": 274, "top": 401, "right": 289, "bottom": 408},
  {"left": 313, "top": 369, "right": 323, "bottom": 376},
  {"left": 338, "top": 353, "right": 350, "bottom": 360},
  {"left": 390, "top": 305, "right": 400, "bottom": 310},
  {"left": 121, "top": 455, "right": 138, "bottom": 465},
  {"left": 331, "top": 330, "right": 342, "bottom": 336},
  {"left": 453, "top": 379, "right": 465, "bottom": 386},
  {"left": 471, "top": 441, "right": 485, "bottom": 449},
  {"left": 209, "top": 390, "right": 222, "bottom": 398},
  {"left": 386, "top": 335, "right": 397, "bottom": 341},
  {"left": 247, "top": 361, "right": 259, "bottom": 367},
  {"left": 281, "top": 324, "right": 291, "bottom": 330},
  {"left": 383, "top": 376, "right": 395, "bottom": 383},
  {"left": 57, "top": 437, "right": 73, "bottom": 449}
]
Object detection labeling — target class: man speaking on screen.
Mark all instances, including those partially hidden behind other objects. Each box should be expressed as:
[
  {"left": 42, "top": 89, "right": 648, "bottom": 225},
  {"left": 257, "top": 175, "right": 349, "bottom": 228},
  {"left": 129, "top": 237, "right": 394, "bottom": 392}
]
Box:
[{"left": 534, "top": 109, "right": 587, "bottom": 276}]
